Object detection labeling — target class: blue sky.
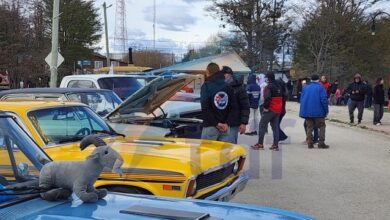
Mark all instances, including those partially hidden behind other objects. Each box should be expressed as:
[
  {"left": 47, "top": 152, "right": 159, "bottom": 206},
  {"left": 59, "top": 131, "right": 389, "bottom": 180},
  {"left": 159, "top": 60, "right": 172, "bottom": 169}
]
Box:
[
  {"left": 93, "top": 0, "right": 390, "bottom": 56},
  {"left": 94, "top": 0, "right": 223, "bottom": 55}
]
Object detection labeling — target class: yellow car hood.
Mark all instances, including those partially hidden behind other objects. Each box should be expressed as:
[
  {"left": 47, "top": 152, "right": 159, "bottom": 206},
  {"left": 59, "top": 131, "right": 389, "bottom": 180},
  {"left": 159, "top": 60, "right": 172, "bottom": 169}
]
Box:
[{"left": 48, "top": 137, "right": 246, "bottom": 177}]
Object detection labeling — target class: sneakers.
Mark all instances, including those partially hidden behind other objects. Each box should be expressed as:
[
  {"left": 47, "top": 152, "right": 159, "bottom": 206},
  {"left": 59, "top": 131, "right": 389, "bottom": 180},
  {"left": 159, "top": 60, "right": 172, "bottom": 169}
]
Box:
[
  {"left": 245, "top": 131, "right": 257, "bottom": 136},
  {"left": 269, "top": 144, "right": 279, "bottom": 151},
  {"left": 374, "top": 122, "right": 381, "bottom": 126},
  {"left": 251, "top": 143, "right": 264, "bottom": 150},
  {"left": 318, "top": 143, "right": 330, "bottom": 149},
  {"left": 279, "top": 136, "right": 288, "bottom": 142},
  {"left": 251, "top": 144, "right": 279, "bottom": 151}
]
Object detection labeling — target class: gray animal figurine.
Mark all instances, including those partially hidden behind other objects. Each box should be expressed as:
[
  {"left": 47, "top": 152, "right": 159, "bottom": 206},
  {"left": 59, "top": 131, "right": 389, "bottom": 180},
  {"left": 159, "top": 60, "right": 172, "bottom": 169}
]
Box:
[{"left": 39, "top": 135, "right": 123, "bottom": 203}]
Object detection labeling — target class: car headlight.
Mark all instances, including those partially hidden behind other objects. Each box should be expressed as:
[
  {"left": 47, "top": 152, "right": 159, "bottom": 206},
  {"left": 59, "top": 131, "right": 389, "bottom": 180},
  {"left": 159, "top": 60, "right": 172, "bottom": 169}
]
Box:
[
  {"left": 233, "top": 162, "right": 239, "bottom": 174},
  {"left": 234, "top": 157, "right": 246, "bottom": 175}
]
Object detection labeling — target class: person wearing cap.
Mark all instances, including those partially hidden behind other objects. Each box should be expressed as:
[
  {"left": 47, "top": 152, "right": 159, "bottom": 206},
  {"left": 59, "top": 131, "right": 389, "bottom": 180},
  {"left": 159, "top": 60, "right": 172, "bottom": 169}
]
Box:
[
  {"left": 222, "top": 66, "right": 250, "bottom": 144},
  {"left": 299, "top": 74, "right": 329, "bottom": 149},
  {"left": 346, "top": 73, "right": 367, "bottom": 124},
  {"left": 245, "top": 74, "right": 261, "bottom": 136},
  {"left": 200, "top": 63, "right": 235, "bottom": 142},
  {"left": 251, "top": 71, "right": 283, "bottom": 151}
]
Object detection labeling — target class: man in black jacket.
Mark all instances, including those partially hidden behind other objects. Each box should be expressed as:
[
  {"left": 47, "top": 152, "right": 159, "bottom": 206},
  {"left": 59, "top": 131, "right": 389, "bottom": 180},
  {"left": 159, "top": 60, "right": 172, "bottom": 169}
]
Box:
[
  {"left": 222, "top": 66, "right": 250, "bottom": 144},
  {"left": 201, "top": 63, "right": 235, "bottom": 142},
  {"left": 346, "top": 73, "right": 367, "bottom": 124},
  {"left": 251, "top": 72, "right": 283, "bottom": 151},
  {"left": 373, "top": 77, "right": 385, "bottom": 125}
]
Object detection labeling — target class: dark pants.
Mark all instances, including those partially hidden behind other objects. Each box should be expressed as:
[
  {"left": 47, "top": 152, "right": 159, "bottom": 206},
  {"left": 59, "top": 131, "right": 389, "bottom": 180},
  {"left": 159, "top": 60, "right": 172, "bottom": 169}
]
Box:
[
  {"left": 257, "top": 112, "right": 279, "bottom": 146},
  {"left": 278, "top": 112, "right": 288, "bottom": 141},
  {"left": 305, "top": 118, "right": 326, "bottom": 144},
  {"left": 304, "top": 121, "right": 318, "bottom": 142},
  {"left": 349, "top": 100, "right": 364, "bottom": 122},
  {"left": 373, "top": 104, "right": 384, "bottom": 124}
]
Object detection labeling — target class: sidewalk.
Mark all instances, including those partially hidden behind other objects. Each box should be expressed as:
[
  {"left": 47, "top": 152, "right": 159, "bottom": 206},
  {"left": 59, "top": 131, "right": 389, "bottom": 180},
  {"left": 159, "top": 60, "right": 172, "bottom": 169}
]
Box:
[{"left": 286, "top": 102, "right": 390, "bottom": 136}]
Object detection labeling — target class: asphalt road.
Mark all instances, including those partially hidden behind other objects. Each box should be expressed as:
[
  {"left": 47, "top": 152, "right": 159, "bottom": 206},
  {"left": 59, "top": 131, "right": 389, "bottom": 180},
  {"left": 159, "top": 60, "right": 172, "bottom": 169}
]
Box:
[{"left": 232, "top": 109, "right": 390, "bottom": 220}]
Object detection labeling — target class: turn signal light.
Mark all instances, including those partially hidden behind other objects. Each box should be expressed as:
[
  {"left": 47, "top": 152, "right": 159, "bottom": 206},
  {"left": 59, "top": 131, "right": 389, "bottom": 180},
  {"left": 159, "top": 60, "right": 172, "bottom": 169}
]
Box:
[{"left": 186, "top": 179, "right": 197, "bottom": 197}]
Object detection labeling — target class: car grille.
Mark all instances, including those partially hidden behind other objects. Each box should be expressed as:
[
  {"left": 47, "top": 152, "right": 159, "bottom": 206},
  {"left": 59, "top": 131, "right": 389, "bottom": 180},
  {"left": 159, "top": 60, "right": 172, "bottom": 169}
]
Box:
[{"left": 196, "top": 163, "right": 235, "bottom": 190}]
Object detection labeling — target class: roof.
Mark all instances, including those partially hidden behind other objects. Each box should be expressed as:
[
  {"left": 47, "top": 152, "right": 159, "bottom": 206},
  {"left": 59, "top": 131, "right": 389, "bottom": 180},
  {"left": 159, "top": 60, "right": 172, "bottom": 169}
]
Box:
[
  {"left": 0, "top": 100, "right": 86, "bottom": 112},
  {"left": 0, "top": 88, "right": 113, "bottom": 96},
  {"left": 153, "top": 51, "right": 251, "bottom": 74},
  {"left": 96, "top": 66, "right": 152, "bottom": 73},
  {"left": 62, "top": 74, "right": 149, "bottom": 80}
]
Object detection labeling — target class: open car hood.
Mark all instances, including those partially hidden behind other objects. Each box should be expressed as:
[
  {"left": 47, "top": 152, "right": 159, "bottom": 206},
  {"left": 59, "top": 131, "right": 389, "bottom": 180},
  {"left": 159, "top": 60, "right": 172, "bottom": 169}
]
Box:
[{"left": 105, "top": 74, "right": 195, "bottom": 120}]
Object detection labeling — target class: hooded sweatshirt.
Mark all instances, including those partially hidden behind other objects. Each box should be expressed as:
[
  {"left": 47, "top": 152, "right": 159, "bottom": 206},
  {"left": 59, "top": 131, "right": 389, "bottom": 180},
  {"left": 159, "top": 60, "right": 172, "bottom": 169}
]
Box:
[
  {"left": 246, "top": 74, "right": 261, "bottom": 109},
  {"left": 201, "top": 71, "right": 235, "bottom": 127},
  {"left": 257, "top": 74, "right": 267, "bottom": 106},
  {"left": 346, "top": 75, "right": 367, "bottom": 102}
]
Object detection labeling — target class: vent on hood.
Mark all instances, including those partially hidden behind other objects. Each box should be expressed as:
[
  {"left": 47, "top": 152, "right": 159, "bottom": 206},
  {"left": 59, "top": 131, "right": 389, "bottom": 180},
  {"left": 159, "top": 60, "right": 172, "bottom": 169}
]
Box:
[{"left": 120, "top": 205, "right": 222, "bottom": 220}]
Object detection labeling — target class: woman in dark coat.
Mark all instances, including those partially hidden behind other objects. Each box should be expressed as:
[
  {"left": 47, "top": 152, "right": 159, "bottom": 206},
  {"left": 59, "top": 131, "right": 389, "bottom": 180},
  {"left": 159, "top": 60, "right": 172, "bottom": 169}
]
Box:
[{"left": 373, "top": 78, "right": 385, "bottom": 125}]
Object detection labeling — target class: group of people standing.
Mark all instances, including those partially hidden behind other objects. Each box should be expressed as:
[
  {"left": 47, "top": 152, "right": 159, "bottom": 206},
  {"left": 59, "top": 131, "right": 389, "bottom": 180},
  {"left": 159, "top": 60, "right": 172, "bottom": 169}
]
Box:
[
  {"left": 200, "top": 63, "right": 388, "bottom": 151},
  {"left": 200, "top": 62, "right": 288, "bottom": 151}
]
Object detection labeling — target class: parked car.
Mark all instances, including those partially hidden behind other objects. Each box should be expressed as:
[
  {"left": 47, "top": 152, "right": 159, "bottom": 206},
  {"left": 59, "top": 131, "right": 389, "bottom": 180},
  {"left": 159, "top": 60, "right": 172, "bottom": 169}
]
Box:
[
  {"left": 0, "top": 75, "right": 203, "bottom": 138},
  {"left": 59, "top": 74, "right": 152, "bottom": 100},
  {"left": 0, "top": 88, "right": 122, "bottom": 117},
  {"left": 0, "top": 112, "right": 312, "bottom": 219},
  {"left": 0, "top": 101, "right": 248, "bottom": 201}
]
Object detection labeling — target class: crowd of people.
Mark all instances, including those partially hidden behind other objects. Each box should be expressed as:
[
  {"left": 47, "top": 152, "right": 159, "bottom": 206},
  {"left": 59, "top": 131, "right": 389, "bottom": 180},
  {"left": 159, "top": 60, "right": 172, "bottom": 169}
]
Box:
[
  {"left": 200, "top": 62, "right": 389, "bottom": 150},
  {"left": 298, "top": 73, "right": 390, "bottom": 125}
]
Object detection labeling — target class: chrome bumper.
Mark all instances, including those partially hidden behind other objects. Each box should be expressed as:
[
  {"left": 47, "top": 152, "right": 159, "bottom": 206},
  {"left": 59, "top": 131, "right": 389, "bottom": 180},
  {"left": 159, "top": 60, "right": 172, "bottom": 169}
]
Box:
[{"left": 203, "top": 171, "right": 249, "bottom": 201}]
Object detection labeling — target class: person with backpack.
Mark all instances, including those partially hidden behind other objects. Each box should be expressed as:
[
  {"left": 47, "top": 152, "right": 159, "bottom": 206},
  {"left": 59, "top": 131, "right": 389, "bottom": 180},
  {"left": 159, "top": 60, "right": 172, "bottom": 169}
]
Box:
[{"left": 245, "top": 74, "right": 261, "bottom": 136}]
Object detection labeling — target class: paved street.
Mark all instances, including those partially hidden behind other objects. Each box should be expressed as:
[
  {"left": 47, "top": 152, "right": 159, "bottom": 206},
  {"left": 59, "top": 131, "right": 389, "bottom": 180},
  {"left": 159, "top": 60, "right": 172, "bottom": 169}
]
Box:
[{"left": 233, "top": 102, "right": 390, "bottom": 220}]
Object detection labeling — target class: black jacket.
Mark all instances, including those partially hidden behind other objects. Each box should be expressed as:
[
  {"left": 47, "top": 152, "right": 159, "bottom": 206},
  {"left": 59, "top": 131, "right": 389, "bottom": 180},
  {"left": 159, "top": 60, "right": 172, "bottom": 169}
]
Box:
[
  {"left": 373, "top": 84, "right": 385, "bottom": 105},
  {"left": 346, "top": 81, "right": 367, "bottom": 101},
  {"left": 227, "top": 78, "right": 250, "bottom": 127},
  {"left": 276, "top": 79, "right": 288, "bottom": 114},
  {"left": 201, "top": 72, "right": 235, "bottom": 127},
  {"left": 263, "top": 80, "right": 283, "bottom": 113}
]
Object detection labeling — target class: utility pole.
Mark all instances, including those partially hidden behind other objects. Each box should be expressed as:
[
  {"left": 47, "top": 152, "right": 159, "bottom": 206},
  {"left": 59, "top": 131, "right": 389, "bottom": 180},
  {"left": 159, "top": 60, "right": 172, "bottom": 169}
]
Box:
[
  {"left": 49, "top": 0, "right": 60, "bottom": 88},
  {"left": 269, "top": 0, "right": 277, "bottom": 71},
  {"left": 153, "top": 0, "right": 156, "bottom": 49},
  {"left": 103, "top": 2, "right": 112, "bottom": 67}
]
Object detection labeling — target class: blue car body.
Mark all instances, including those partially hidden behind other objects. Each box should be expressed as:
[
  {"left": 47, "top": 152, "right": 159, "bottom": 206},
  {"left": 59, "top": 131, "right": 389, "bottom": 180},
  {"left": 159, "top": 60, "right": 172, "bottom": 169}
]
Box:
[
  {"left": 0, "top": 113, "right": 313, "bottom": 220},
  {"left": 3, "top": 193, "right": 313, "bottom": 220}
]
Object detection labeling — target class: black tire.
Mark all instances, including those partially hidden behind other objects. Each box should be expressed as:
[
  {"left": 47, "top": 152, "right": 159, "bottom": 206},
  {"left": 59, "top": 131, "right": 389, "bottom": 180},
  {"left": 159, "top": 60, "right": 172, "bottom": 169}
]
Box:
[{"left": 104, "top": 185, "right": 152, "bottom": 195}]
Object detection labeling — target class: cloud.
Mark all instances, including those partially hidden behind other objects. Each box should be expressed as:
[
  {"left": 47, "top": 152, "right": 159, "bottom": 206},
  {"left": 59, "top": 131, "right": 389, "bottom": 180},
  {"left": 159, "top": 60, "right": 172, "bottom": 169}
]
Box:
[
  {"left": 127, "top": 29, "right": 147, "bottom": 39},
  {"left": 143, "top": 4, "right": 197, "bottom": 32},
  {"left": 181, "top": 0, "right": 205, "bottom": 4}
]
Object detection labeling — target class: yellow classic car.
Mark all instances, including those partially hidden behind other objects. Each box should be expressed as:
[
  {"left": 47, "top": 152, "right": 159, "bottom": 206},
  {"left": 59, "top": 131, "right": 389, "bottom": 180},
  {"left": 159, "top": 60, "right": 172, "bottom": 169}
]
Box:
[{"left": 0, "top": 100, "right": 248, "bottom": 201}]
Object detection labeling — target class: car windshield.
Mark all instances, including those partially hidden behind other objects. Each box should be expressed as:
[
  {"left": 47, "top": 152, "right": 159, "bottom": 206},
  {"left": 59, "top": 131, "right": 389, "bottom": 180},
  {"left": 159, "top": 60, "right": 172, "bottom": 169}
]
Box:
[
  {"left": 97, "top": 77, "right": 143, "bottom": 100},
  {"left": 66, "top": 91, "right": 122, "bottom": 117},
  {"left": 0, "top": 116, "right": 49, "bottom": 206},
  {"left": 27, "top": 106, "right": 113, "bottom": 145}
]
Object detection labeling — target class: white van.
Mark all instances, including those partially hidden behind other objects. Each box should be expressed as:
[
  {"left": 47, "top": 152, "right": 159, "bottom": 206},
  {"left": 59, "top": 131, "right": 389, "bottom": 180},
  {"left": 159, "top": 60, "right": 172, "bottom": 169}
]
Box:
[{"left": 60, "top": 74, "right": 151, "bottom": 100}]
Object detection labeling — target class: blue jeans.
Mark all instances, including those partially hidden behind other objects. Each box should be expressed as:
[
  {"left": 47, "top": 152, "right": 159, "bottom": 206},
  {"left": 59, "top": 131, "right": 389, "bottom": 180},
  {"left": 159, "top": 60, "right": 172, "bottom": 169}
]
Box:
[
  {"left": 201, "top": 126, "right": 231, "bottom": 143},
  {"left": 229, "top": 126, "right": 239, "bottom": 144}
]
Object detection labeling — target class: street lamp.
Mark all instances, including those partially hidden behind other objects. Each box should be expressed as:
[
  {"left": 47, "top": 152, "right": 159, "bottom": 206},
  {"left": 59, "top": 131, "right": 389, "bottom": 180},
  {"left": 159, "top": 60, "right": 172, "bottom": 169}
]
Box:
[{"left": 370, "top": 11, "right": 390, "bottom": 36}]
